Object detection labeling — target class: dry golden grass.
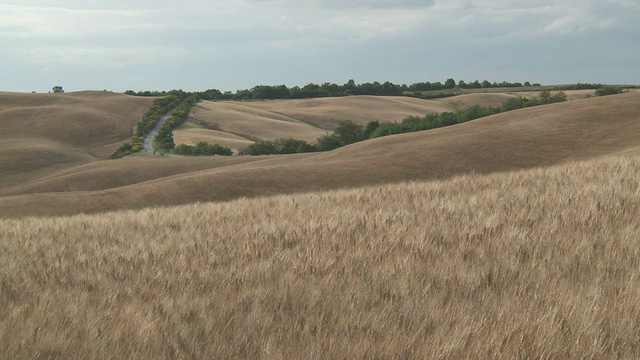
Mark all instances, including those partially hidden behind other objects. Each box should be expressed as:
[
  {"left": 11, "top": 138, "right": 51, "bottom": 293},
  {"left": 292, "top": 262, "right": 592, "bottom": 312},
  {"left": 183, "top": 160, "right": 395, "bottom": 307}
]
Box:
[
  {"left": 172, "top": 128, "right": 255, "bottom": 153},
  {"left": 0, "top": 91, "right": 155, "bottom": 188},
  {"left": 183, "top": 101, "right": 329, "bottom": 143},
  {"left": 1, "top": 153, "right": 639, "bottom": 358},
  {"left": 0, "top": 91, "right": 154, "bottom": 155},
  {"left": 241, "top": 96, "right": 453, "bottom": 128},
  {"left": 437, "top": 93, "right": 516, "bottom": 108},
  {"left": 175, "top": 95, "right": 454, "bottom": 145},
  {"left": 2, "top": 92, "right": 638, "bottom": 218},
  {"left": 0, "top": 139, "right": 94, "bottom": 189}
]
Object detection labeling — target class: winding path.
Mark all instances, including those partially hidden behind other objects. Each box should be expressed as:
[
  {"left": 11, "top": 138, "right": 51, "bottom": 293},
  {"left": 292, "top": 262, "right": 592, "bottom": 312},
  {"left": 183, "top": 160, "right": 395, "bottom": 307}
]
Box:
[{"left": 143, "top": 110, "right": 173, "bottom": 153}]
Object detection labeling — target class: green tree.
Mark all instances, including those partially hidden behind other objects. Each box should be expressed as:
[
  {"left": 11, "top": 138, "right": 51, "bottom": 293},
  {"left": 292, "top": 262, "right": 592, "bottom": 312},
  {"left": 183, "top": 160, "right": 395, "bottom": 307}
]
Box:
[
  {"left": 315, "top": 134, "right": 341, "bottom": 151},
  {"left": 51, "top": 86, "right": 64, "bottom": 93},
  {"left": 444, "top": 78, "right": 456, "bottom": 89},
  {"left": 333, "top": 120, "right": 364, "bottom": 146},
  {"left": 595, "top": 86, "right": 623, "bottom": 96},
  {"left": 363, "top": 121, "right": 380, "bottom": 139}
]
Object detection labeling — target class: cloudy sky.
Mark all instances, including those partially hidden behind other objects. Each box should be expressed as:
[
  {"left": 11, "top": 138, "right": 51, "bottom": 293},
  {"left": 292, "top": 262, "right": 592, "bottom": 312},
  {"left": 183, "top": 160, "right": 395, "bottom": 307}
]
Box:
[{"left": 1, "top": 0, "right": 638, "bottom": 93}]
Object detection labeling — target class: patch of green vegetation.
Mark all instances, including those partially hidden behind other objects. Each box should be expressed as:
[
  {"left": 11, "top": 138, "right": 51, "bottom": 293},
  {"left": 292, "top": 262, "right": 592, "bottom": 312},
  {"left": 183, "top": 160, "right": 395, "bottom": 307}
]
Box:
[
  {"left": 172, "top": 142, "right": 233, "bottom": 156},
  {"left": 595, "top": 86, "right": 624, "bottom": 97}
]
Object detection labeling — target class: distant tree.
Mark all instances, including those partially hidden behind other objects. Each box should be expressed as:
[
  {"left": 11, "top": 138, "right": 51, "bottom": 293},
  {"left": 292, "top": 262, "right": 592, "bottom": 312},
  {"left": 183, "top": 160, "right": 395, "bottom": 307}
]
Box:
[
  {"left": 52, "top": 86, "right": 64, "bottom": 93},
  {"left": 333, "top": 120, "right": 365, "bottom": 146},
  {"left": 595, "top": 86, "right": 624, "bottom": 96},
  {"left": 550, "top": 91, "right": 567, "bottom": 102},
  {"left": 468, "top": 80, "right": 482, "bottom": 89},
  {"left": 315, "top": 134, "right": 341, "bottom": 152},
  {"left": 444, "top": 78, "right": 456, "bottom": 89},
  {"left": 538, "top": 89, "right": 552, "bottom": 103},
  {"left": 344, "top": 79, "right": 357, "bottom": 91},
  {"left": 173, "top": 142, "right": 233, "bottom": 156},
  {"left": 363, "top": 121, "right": 380, "bottom": 139}
]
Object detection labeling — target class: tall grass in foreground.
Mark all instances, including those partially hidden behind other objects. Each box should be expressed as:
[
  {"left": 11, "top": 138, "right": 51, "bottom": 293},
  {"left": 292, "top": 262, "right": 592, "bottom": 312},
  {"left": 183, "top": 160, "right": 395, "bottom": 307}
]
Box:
[{"left": 1, "top": 154, "right": 639, "bottom": 359}]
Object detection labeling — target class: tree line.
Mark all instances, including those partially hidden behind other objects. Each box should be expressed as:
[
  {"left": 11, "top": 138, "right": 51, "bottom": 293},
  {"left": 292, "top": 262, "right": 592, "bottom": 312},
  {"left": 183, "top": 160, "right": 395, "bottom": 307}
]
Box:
[{"left": 125, "top": 78, "right": 549, "bottom": 102}]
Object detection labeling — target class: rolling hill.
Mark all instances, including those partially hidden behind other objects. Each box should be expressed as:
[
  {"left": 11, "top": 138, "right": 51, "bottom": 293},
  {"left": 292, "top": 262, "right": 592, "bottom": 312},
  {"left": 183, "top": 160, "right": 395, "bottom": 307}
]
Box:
[
  {"left": 0, "top": 91, "right": 155, "bottom": 189},
  {"left": 1, "top": 91, "right": 638, "bottom": 218},
  {"left": 1, "top": 87, "right": 640, "bottom": 357},
  {"left": 172, "top": 95, "right": 456, "bottom": 152}
]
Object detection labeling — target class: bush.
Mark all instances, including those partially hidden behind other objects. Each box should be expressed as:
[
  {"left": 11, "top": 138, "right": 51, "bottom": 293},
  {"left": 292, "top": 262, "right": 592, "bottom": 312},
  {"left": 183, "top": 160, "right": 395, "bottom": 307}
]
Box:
[
  {"left": 239, "top": 138, "right": 317, "bottom": 156},
  {"left": 595, "top": 86, "right": 624, "bottom": 97},
  {"left": 172, "top": 142, "right": 233, "bottom": 156}
]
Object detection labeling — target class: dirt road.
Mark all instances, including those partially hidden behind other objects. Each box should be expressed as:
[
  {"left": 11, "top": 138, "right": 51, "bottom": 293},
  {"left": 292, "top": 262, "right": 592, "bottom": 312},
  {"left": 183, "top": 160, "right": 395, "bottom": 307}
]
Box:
[{"left": 143, "top": 111, "right": 173, "bottom": 153}]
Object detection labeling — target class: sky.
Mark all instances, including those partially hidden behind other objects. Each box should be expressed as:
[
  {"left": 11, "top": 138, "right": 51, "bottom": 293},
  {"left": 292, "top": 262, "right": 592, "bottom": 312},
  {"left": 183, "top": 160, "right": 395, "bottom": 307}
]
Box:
[{"left": 1, "top": 0, "right": 639, "bottom": 93}]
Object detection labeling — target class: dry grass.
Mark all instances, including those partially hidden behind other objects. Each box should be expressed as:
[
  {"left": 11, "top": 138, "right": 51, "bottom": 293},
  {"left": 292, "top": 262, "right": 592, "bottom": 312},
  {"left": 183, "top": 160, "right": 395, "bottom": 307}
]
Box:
[
  {"left": 172, "top": 128, "right": 255, "bottom": 153},
  {"left": 1, "top": 153, "right": 639, "bottom": 358},
  {"left": 0, "top": 91, "right": 155, "bottom": 187},
  {"left": 0, "top": 91, "right": 154, "bottom": 155},
  {"left": 176, "top": 95, "right": 454, "bottom": 145},
  {"left": 437, "top": 93, "right": 516, "bottom": 108},
  {"left": 183, "top": 101, "right": 329, "bottom": 143},
  {"left": 2, "top": 92, "right": 639, "bottom": 218}
]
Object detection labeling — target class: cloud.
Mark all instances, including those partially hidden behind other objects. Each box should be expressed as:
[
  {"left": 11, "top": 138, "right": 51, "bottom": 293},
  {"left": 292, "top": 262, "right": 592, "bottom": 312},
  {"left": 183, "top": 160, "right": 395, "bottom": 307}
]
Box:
[
  {"left": 1, "top": 0, "right": 638, "bottom": 92},
  {"left": 0, "top": 4, "right": 154, "bottom": 39},
  {"left": 245, "top": 0, "right": 435, "bottom": 8},
  {"left": 314, "top": 0, "right": 435, "bottom": 8},
  {"left": 14, "top": 45, "right": 188, "bottom": 68}
]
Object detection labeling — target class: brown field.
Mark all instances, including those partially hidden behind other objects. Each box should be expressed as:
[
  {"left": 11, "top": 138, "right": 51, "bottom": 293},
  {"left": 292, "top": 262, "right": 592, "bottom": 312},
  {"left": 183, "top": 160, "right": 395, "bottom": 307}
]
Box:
[
  {"left": 173, "top": 95, "right": 455, "bottom": 149},
  {"left": 0, "top": 91, "right": 155, "bottom": 157},
  {"left": 172, "top": 128, "right": 254, "bottom": 152},
  {"left": 436, "top": 92, "right": 516, "bottom": 108},
  {"left": 1, "top": 153, "right": 639, "bottom": 358},
  {"left": 1, "top": 88, "right": 640, "bottom": 358},
  {"left": 1, "top": 92, "right": 639, "bottom": 218},
  {"left": 175, "top": 91, "right": 595, "bottom": 149}
]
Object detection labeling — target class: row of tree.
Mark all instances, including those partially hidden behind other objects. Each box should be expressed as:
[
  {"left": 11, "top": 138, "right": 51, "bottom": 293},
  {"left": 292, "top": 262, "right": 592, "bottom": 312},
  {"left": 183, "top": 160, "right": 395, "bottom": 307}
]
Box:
[
  {"left": 173, "top": 142, "right": 233, "bottom": 156},
  {"left": 238, "top": 90, "right": 568, "bottom": 156},
  {"left": 153, "top": 95, "right": 199, "bottom": 152},
  {"left": 125, "top": 79, "right": 548, "bottom": 102},
  {"left": 110, "top": 90, "right": 193, "bottom": 159}
]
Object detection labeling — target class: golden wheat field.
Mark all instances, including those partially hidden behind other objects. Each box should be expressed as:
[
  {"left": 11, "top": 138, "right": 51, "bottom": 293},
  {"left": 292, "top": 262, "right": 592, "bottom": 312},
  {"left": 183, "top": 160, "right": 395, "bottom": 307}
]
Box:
[{"left": 1, "top": 153, "right": 639, "bottom": 358}]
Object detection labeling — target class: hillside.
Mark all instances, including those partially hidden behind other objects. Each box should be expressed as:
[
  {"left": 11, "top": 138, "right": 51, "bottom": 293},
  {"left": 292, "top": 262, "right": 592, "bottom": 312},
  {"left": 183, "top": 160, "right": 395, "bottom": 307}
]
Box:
[
  {"left": 0, "top": 91, "right": 154, "bottom": 189},
  {"left": 174, "top": 91, "right": 595, "bottom": 152},
  {"left": 1, "top": 152, "right": 639, "bottom": 358},
  {"left": 172, "top": 95, "right": 455, "bottom": 151},
  {"left": 0, "top": 91, "right": 155, "bottom": 155},
  {"left": 1, "top": 92, "right": 638, "bottom": 218}
]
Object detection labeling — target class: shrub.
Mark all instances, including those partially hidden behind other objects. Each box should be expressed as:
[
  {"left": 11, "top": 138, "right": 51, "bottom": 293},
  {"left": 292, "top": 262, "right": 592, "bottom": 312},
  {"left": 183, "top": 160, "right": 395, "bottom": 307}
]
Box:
[
  {"left": 172, "top": 142, "right": 233, "bottom": 156},
  {"left": 595, "top": 86, "right": 624, "bottom": 97}
]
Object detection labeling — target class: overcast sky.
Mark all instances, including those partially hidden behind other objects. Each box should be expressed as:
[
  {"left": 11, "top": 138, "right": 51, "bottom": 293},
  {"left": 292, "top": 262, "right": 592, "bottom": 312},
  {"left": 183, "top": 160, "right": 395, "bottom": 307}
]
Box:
[{"left": 1, "top": 0, "right": 639, "bottom": 93}]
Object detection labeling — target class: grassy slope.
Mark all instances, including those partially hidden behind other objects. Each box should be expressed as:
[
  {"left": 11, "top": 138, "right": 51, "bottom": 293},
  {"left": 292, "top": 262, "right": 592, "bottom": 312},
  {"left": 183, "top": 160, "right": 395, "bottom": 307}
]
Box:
[
  {"left": 1, "top": 153, "right": 639, "bottom": 358},
  {"left": 0, "top": 91, "right": 154, "bottom": 189},
  {"left": 173, "top": 95, "right": 455, "bottom": 150},
  {"left": 0, "top": 92, "right": 638, "bottom": 218},
  {"left": 0, "top": 91, "right": 154, "bottom": 154},
  {"left": 174, "top": 91, "right": 594, "bottom": 150}
]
